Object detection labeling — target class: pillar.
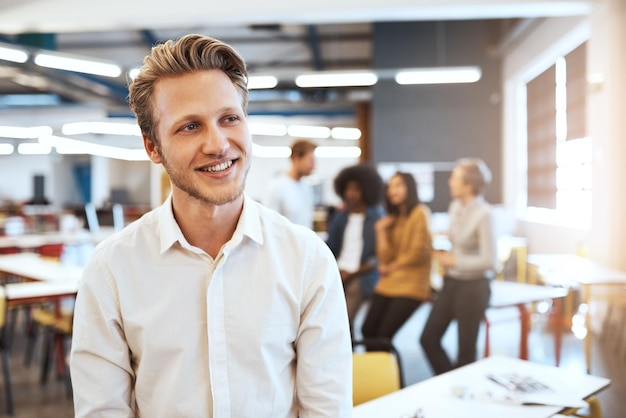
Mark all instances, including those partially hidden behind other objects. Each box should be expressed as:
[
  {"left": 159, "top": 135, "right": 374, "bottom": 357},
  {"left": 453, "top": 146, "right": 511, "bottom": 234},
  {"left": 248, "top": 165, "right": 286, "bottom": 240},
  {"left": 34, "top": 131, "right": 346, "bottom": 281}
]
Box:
[{"left": 588, "top": 0, "right": 626, "bottom": 270}]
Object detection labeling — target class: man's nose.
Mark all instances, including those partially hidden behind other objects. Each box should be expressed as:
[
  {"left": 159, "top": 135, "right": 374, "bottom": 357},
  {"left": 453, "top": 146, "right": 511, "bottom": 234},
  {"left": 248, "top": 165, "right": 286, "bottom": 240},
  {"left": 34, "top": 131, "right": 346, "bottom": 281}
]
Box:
[{"left": 201, "top": 125, "right": 229, "bottom": 155}]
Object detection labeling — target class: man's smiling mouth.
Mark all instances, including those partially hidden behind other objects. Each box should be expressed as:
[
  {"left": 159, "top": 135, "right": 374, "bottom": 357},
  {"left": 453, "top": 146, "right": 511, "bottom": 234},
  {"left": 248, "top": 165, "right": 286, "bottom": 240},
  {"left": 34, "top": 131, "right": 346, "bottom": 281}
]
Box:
[{"left": 200, "top": 160, "right": 234, "bottom": 173}]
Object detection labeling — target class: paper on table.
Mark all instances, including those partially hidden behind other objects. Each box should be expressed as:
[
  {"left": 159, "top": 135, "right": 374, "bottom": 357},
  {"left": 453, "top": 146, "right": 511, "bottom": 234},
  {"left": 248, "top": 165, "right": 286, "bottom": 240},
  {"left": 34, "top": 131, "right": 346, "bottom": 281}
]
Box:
[
  {"left": 474, "top": 390, "right": 588, "bottom": 408},
  {"left": 451, "top": 372, "right": 589, "bottom": 409}
]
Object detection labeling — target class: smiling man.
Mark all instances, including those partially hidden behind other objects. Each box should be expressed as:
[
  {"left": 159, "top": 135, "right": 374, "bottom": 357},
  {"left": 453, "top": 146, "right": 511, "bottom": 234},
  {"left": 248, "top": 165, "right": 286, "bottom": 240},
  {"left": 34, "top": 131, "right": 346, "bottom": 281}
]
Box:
[{"left": 70, "top": 34, "right": 352, "bottom": 418}]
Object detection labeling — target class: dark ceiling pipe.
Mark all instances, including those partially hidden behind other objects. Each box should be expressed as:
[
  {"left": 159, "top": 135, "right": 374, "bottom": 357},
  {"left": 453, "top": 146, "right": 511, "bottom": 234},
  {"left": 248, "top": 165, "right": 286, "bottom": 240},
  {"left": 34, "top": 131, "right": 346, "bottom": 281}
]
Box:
[
  {"left": 306, "top": 25, "right": 324, "bottom": 71},
  {"left": 139, "top": 29, "right": 160, "bottom": 47}
]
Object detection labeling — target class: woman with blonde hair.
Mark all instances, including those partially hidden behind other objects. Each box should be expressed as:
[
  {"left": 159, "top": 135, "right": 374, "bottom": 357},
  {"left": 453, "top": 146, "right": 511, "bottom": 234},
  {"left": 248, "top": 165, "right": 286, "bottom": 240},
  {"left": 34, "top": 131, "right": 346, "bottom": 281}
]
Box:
[{"left": 420, "top": 158, "right": 498, "bottom": 375}]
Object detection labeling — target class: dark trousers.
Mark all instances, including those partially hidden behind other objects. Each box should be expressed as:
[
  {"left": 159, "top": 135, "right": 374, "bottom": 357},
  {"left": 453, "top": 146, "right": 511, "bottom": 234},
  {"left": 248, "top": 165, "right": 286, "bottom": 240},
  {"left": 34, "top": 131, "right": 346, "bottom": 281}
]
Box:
[
  {"left": 420, "top": 277, "right": 491, "bottom": 375},
  {"left": 361, "top": 294, "right": 422, "bottom": 349}
]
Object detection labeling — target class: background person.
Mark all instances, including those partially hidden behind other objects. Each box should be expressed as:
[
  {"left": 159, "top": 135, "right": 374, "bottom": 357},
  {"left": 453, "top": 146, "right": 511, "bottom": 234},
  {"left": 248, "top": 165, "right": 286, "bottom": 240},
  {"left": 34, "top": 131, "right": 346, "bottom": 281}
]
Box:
[
  {"left": 361, "top": 172, "right": 432, "bottom": 347},
  {"left": 326, "top": 164, "right": 385, "bottom": 334},
  {"left": 264, "top": 139, "right": 317, "bottom": 228},
  {"left": 420, "top": 158, "right": 498, "bottom": 375},
  {"left": 70, "top": 34, "right": 352, "bottom": 418}
]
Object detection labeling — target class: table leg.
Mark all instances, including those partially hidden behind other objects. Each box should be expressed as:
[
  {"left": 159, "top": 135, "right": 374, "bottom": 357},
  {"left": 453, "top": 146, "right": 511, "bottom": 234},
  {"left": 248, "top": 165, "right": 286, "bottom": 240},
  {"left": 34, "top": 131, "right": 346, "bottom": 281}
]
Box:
[
  {"left": 483, "top": 315, "right": 490, "bottom": 357},
  {"left": 583, "top": 283, "right": 592, "bottom": 373},
  {"left": 550, "top": 298, "right": 563, "bottom": 366},
  {"left": 55, "top": 334, "right": 66, "bottom": 378},
  {"left": 517, "top": 304, "right": 530, "bottom": 360}
]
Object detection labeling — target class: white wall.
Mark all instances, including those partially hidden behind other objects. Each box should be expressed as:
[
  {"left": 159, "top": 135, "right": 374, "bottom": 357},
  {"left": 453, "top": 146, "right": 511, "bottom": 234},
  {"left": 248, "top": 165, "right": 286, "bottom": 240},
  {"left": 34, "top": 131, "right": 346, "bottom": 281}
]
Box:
[
  {"left": 245, "top": 155, "right": 359, "bottom": 207},
  {"left": 0, "top": 153, "right": 152, "bottom": 208},
  {"left": 108, "top": 159, "right": 151, "bottom": 205},
  {"left": 0, "top": 154, "right": 55, "bottom": 205}
]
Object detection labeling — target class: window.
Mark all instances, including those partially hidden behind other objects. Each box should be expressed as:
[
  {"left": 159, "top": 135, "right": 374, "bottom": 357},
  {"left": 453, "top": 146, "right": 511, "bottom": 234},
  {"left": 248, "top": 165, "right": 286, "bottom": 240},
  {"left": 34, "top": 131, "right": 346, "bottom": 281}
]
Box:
[{"left": 525, "top": 42, "right": 591, "bottom": 228}]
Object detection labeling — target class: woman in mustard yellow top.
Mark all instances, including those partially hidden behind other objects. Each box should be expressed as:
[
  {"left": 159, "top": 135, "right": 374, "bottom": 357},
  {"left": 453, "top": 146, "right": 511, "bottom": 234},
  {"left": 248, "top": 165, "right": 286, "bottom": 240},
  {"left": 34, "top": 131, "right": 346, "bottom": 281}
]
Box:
[{"left": 361, "top": 172, "right": 432, "bottom": 343}]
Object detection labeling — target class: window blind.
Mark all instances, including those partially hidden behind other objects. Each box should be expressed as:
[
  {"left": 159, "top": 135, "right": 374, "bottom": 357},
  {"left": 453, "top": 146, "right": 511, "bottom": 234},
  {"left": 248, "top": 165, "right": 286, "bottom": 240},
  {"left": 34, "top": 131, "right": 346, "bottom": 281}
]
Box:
[
  {"left": 566, "top": 42, "right": 587, "bottom": 141},
  {"left": 526, "top": 65, "right": 557, "bottom": 209}
]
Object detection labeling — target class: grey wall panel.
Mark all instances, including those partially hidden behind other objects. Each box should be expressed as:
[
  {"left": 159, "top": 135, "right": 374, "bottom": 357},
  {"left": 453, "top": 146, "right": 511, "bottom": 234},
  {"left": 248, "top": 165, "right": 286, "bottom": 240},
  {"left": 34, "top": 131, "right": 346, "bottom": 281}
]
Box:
[{"left": 372, "top": 20, "right": 502, "bottom": 204}]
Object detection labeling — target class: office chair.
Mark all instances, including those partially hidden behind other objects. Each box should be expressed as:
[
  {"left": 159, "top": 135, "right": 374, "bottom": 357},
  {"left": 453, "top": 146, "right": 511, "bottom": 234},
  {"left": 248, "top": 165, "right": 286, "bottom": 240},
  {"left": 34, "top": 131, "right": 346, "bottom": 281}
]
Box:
[
  {"left": 0, "top": 247, "right": 19, "bottom": 256},
  {"left": 37, "top": 243, "right": 65, "bottom": 260},
  {"left": 352, "top": 338, "right": 404, "bottom": 406},
  {"left": 84, "top": 202, "right": 100, "bottom": 234},
  {"left": 24, "top": 300, "right": 74, "bottom": 400}
]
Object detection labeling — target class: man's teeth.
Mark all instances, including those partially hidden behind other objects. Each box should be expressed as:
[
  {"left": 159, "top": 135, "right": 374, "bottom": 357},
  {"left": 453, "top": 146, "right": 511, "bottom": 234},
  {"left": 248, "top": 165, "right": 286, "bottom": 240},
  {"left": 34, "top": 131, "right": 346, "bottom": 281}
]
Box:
[{"left": 203, "top": 161, "right": 233, "bottom": 172}]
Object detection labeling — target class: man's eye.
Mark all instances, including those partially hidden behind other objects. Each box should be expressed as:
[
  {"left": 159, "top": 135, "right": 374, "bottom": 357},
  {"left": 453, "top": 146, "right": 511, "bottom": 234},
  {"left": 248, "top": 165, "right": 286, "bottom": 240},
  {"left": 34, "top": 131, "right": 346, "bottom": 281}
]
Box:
[
  {"left": 183, "top": 123, "right": 198, "bottom": 131},
  {"left": 224, "top": 115, "right": 239, "bottom": 123}
]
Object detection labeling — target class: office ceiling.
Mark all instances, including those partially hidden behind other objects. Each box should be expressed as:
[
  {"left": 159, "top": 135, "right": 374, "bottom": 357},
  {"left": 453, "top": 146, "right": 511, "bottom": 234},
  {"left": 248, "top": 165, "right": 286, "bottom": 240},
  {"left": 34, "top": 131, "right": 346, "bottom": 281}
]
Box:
[{"left": 0, "top": 0, "right": 591, "bottom": 124}]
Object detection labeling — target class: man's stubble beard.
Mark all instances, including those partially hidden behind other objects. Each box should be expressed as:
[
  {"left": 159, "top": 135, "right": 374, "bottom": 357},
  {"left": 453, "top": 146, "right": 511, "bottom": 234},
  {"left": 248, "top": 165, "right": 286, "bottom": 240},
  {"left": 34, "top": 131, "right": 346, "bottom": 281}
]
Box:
[{"left": 158, "top": 146, "right": 250, "bottom": 206}]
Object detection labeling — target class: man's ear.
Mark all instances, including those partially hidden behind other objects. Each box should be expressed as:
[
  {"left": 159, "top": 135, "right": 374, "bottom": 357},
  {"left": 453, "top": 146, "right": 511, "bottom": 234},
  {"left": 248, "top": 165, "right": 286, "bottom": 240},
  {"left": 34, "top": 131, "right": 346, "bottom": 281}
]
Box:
[{"left": 143, "top": 134, "right": 162, "bottom": 163}]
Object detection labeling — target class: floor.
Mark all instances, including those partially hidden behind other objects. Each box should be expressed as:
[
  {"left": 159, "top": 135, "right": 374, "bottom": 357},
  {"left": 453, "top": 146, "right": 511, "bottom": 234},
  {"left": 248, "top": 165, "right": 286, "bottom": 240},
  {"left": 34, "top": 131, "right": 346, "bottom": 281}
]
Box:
[
  {"left": 1, "top": 303, "right": 624, "bottom": 417},
  {"left": 2, "top": 311, "right": 74, "bottom": 418}
]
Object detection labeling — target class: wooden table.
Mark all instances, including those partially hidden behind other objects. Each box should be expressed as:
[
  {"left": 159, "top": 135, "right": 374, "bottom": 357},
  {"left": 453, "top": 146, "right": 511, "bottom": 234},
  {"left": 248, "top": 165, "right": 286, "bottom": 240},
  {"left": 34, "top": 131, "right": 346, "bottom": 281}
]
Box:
[
  {"left": 0, "top": 253, "right": 82, "bottom": 377},
  {"left": 353, "top": 355, "right": 611, "bottom": 418},
  {"left": 527, "top": 254, "right": 626, "bottom": 372},
  {"left": 487, "top": 281, "right": 568, "bottom": 365}
]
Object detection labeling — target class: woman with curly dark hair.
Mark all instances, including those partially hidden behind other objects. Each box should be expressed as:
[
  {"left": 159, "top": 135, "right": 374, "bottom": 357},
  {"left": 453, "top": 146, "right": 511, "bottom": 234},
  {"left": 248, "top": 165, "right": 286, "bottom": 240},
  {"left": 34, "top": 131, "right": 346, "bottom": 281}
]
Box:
[
  {"left": 326, "top": 164, "right": 385, "bottom": 334},
  {"left": 361, "top": 172, "right": 433, "bottom": 346}
]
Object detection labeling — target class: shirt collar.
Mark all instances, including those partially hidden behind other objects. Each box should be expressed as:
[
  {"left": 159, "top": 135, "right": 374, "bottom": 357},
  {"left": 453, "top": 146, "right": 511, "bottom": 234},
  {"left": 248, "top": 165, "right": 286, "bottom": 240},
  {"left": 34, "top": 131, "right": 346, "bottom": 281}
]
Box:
[{"left": 157, "top": 193, "right": 264, "bottom": 255}]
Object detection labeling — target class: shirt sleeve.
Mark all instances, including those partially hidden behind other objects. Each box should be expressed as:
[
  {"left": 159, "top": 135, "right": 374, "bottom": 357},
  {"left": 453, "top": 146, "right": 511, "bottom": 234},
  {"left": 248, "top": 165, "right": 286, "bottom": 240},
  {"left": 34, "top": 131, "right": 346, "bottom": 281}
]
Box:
[
  {"left": 70, "top": 254, "right": 136, "bottom": 418},
  {"left": 454, "top": 207, "right": 498, "bottom": 274},
  {"left": 295, "top": 240, "right": 352, "bottom": 417}
]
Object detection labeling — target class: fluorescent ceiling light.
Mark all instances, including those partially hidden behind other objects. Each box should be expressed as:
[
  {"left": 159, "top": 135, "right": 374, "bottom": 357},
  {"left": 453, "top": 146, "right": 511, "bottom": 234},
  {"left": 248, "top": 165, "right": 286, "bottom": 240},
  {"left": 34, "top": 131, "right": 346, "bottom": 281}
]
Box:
[
  {"left": 34, "top": 52, "right": 122, "bottom": 78},
  {"left": 295, "top": 71, "right": 378, "bottom": 88},
  {"left": 315, "top": 146, "right": 362, "bottom": 159},
  {"left": 0, "top": 125, "right": 53, "bottom": 139},
  {"left": 17, "top": 143, "right": 51, "bottom": 155},
  {"left": 39, "top": 135, "right": 148, "bottom": 161},
  {"left": 395, "top": 66, "right": 481, "bottom": 85},
  {"left": 62, "top": 121, "right": 141, "bottom": 136},
  {"left": 287, "top": 125, "right": 331, "bottom": 139},
  {"left": 248, "top": 122, "right": 288, "bottom": 137},
  {"left": 0, "top": 45, "right": 28, "bottom": 63},
  {"left": 248, "top": 75, "right": 278, "bottom": 90},
  {"left": 0, "top": 144, "right": 14, "bottom": 155},
  {"left": 252, "top": 143, "right": 291, "bottom": 158},
  {"left": 331, "top": 127, "right": 361, "bottom": 140}
]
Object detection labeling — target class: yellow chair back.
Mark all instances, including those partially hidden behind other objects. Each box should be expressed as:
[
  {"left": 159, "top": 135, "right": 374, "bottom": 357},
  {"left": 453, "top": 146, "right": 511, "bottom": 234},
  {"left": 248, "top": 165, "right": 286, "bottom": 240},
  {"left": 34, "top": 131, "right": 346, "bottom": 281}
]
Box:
[{"left": 352, "top": 351, "right": 402, "bottom": 406}]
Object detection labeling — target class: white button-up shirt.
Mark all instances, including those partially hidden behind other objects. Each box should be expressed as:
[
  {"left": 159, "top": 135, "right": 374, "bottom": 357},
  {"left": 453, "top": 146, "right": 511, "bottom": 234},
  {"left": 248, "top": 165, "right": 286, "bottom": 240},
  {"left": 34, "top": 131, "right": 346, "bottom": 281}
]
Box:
[
  {"left": 70, "top": 194, "right": 352, "bottom": 417},
  {"left": 264, "top": 175, "right": 315, "bottom": 229}
]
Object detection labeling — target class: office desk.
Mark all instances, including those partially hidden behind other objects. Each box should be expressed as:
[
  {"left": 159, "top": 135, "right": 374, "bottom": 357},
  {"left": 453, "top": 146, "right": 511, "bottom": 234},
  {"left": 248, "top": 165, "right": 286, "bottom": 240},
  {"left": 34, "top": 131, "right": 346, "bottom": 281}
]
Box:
[
  {"left": 488, "top": 281, "right": 568, "bottom": 365},
  {"left": 527, "top": 254, "right": 626, "bottom": 372},
  {"left": 353, "top": 356, "right": 611, "bottom": 418},
  {"left": 0, "top": 252, "right": 81, "bottom": 319},
  {"left": 0, "top": 253, "right": 82, "bottom": 378},
  {"left": 0, "top": 253, "right": 83, "bottom": 283},
  {"left": 0, "top": 228, "right": 113, "bottom": 251}
]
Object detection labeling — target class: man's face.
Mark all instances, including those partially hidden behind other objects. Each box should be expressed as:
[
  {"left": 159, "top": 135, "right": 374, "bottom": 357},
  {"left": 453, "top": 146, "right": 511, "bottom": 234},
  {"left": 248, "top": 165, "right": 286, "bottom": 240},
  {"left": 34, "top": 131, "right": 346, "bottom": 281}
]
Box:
[
  {"left": 449, "top": 166, "right": 471, "bottom": 199},
  {"left": 295, "top": 150, "right": 316, "bottom": 177},
  {"left": 143, "top": 70, "right": 251, "bottom": 206},
  {"left": 343, "top": 180, "right": 365, "bottom": 212}
]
